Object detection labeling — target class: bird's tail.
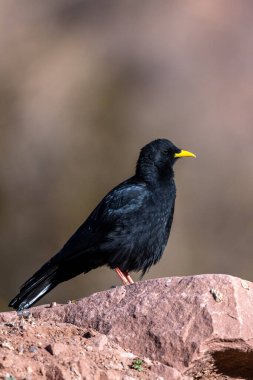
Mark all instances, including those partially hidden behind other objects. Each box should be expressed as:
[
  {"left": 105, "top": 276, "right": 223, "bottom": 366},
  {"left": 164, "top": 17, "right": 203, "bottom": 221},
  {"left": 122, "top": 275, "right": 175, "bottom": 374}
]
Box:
[{"left": 9, "top": 261, "right": 59, "bottom": 311}]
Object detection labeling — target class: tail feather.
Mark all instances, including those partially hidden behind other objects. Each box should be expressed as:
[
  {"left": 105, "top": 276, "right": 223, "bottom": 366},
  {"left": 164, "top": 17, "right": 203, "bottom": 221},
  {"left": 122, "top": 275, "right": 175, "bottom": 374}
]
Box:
[{"left": 9, "top": 261, "right": 59, "bottom": 311}]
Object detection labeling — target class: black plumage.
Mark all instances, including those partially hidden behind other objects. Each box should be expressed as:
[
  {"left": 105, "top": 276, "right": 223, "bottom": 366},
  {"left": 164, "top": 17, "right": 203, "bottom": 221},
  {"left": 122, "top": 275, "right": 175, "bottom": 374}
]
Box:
[{"left": 9, "top": 139, "right": 195, "bottom": 311}]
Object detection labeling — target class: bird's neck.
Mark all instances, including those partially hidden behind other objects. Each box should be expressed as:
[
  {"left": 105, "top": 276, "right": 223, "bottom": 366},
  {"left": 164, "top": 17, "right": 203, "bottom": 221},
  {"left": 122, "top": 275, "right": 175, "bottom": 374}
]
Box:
[{"left": 135, "top": 163, "right": 175, "bottom": 187}]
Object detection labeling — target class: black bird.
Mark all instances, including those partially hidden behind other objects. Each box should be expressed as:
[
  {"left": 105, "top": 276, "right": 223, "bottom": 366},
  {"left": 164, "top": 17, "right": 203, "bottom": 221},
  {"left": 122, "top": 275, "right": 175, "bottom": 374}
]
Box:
[{"left": 9, "top": 139, "right": 195, "bottom": 311}]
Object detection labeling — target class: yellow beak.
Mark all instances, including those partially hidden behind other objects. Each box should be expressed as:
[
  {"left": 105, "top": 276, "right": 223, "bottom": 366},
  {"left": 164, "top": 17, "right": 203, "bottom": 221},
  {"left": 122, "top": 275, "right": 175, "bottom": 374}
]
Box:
[{"left": 174, "top": 149, "right": 196, "bottom": 158}]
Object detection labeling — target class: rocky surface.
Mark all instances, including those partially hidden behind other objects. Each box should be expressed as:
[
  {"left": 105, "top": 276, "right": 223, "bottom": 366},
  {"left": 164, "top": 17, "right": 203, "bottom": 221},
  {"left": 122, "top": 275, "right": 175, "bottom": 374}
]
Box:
[{"left": 1, "top": 274, "right": 253, "bottom": 379}]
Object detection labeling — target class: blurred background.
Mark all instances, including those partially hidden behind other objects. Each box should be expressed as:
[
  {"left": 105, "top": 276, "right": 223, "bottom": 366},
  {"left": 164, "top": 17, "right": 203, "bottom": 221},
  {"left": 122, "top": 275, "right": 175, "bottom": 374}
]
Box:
[{"left": 1, "top": 1, "right": 253, "bottom": 311}]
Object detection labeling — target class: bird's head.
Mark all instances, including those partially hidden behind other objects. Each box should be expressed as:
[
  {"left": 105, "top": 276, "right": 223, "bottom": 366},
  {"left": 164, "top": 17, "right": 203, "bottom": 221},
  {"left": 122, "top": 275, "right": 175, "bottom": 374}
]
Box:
[{"left": 136, "top": 139, "right": 196, "bottom": 183}]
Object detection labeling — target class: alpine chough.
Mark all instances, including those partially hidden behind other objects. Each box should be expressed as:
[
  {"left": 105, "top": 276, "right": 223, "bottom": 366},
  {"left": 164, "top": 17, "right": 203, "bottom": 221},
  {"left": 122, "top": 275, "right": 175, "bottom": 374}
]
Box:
[{"left": 9, "top": 139, "right": 195, "bottom": 310}]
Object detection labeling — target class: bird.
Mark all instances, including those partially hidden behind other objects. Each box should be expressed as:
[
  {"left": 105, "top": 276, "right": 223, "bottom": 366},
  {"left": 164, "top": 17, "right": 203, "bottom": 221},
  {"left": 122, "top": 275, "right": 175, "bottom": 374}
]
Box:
[{"left": 9, "top": 139, "right": 195, "bottom": 311}]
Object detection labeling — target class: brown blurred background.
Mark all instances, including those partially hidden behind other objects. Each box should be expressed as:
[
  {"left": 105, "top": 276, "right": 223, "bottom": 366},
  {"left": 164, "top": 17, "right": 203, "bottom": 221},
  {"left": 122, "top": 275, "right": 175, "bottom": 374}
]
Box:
[{"left": 1, "top": 1, "right": 253, "bottom": 311}]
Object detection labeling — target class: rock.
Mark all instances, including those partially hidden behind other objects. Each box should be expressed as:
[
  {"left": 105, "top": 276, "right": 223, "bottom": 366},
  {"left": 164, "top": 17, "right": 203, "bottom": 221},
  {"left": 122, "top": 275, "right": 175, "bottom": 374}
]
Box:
[
  {"left": 45, "top": 342, "right": 66, "bottom": 356},
  {"left": 28, "top": 345, "right": 38, "bottom": 353},
  {"left": 1, "top": 274, "right": 253, "bottom": 379},
  {"left": 78, "top": 358, "right": 110, "bottom": 380},
  {"left": 0, "top": 341, "right": 14, "bottom": 350},
  {"left": 151, "top": 362, "right": 186, "bottom": 380},
  {"left": 92, "top": 334, "right": 108, "bottom": 350},
  {"left": 120, "top": 351, "right": 136, "bottom": 359},
  {"left": 83, "top": 330, "right": 95, "bottom": 339},
  {"left": 45, "top": 365, "right": 66, "bottom": 380}
]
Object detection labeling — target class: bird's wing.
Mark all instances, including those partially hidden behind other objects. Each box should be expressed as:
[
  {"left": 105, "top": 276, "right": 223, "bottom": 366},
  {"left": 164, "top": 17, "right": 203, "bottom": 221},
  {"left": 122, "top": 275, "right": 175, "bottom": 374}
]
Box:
[
  {"left": 99, "top": 182, "right": 149, "bottom": 223},
  {"left": 52, "top": 180, "right": 149, "bottom": 263}
]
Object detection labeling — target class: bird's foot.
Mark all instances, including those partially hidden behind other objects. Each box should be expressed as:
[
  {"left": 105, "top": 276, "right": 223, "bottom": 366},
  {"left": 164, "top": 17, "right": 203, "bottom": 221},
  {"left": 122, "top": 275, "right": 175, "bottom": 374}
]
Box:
[
  {"left": 124, "top": 272, "right": 134, "bottom": 284},
  {"left": 114, "top": 267, "right": 134, "bottom": 285}
]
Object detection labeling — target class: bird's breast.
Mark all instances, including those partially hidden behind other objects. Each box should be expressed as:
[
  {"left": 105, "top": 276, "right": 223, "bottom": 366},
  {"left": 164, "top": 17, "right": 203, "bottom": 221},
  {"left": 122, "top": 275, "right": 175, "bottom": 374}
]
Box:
[{"left": 106, "top": 181, "right": 176, "bottom": 273}]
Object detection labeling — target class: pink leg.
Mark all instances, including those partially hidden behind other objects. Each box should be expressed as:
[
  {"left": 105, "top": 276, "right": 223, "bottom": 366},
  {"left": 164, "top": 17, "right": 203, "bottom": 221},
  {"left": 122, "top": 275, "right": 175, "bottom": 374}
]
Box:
[
  {"left": 115, "top": 267, "right": 130, "bottom": 285},
  {"left": 124, "top": 272, "right": 134, "bottom": 284}
]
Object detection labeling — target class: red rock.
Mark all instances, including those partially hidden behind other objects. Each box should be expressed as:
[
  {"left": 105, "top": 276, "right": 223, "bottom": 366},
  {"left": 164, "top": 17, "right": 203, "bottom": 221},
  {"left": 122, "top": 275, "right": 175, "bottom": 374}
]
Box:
[
  {"left": 45, "top": 365, "right": 66, "bottom": 380},
  {"left": 78, "top": 358, "right": 110, "bottom": 380},
  {"left": 45, "top": 342, "right": 66, "bottom": 356},
  {"left": 1, "top": 274, "right": 253, "bottom": 378},
  {"left": 151, "top": 362, "right": 187, "bottom": 379},
  {"left": 92, "top": 334, "right": 108, "bottom": 350}
]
